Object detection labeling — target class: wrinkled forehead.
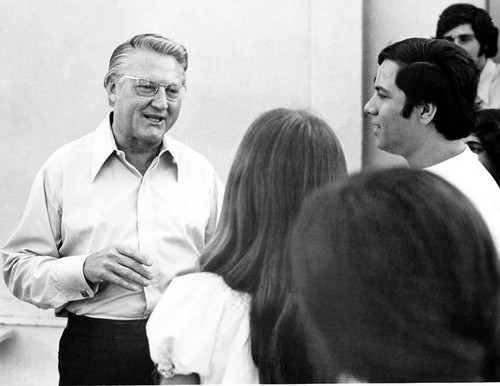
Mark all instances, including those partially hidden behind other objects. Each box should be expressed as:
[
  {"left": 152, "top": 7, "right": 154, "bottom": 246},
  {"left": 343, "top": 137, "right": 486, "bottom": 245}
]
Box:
[
  {"left": 122, "top": 49, "right": 184, "bottom": 69},
  {"left": 121, "top": 49, "right": 186, "bottom": 82}
]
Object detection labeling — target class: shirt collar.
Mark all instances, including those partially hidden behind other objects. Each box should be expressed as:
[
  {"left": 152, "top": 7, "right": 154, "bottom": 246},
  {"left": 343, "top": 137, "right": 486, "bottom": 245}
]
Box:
[
  {"left": 424, "top": 145, "right": 472, "bottom": 171},
  {"left": 91, "top": 114, "right": 118, "bottom": 181},
  {"left": 90, "top": 113, "right": 178, "bottom": 181},
  {"left": 162, "top": 136, "right": 179, "bottom": 164},
  {"left": 478, "top": 58, "right": 496, "bottom": 106}
]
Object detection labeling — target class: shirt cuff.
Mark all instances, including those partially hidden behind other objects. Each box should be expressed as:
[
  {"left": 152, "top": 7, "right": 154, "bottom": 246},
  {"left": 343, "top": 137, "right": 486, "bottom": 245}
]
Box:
[{"left": 56, "top": 254, "right": 96, "bottom": 299}]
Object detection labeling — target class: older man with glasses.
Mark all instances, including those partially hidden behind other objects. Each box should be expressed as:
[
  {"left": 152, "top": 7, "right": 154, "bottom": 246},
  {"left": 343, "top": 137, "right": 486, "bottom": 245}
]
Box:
[{"left": 2, "top": 33, "right": 224, "bottom": 385}]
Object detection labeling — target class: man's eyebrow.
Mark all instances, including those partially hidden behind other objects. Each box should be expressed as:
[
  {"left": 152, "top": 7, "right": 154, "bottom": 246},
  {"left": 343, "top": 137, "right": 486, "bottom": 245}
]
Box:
[
  {"left": 374, "top": 85, "right": 389, "bottom": 94},
  {"left": 372, "top": 76, "right": 388, "bottom": 91},
  {"left": 444, "top": 33, "right": 474, "bottom": 38}
]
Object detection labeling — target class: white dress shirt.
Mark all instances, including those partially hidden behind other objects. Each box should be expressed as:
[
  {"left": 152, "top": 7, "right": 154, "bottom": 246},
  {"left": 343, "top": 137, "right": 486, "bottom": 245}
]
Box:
[{"left": 3, "top": 114, "right": 224, "bottom": 319}]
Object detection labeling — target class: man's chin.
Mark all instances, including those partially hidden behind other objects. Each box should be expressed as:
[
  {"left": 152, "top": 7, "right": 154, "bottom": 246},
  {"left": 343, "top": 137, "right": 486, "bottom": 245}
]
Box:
[
  {"left": 375, "top": 138, "right": 387, "bottom": 152},
  {"left": 136, "top": 129, "right": 168, "bottom": 147},
  {"left": 143, "top": 123, "right": 170, "bottom": 136},
  {"left": 375, "top": 140, "right": 399, "bottom": 156}
]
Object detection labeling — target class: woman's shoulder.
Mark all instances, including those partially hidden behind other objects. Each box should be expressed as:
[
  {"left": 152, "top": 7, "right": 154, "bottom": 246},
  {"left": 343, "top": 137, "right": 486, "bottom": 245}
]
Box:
[
  {"left": 169, "top": 271, "right": 227, "bottom": 290},
  {"left": 147, "top": 272, "right": 256, "bottom": 383},
  {"left": 158, "top": 272, "right": 251, "bottom": 314}
]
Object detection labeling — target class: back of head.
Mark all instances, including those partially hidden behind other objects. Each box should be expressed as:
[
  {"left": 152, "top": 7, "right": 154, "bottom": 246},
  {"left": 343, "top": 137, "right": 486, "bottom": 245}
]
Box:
[
  {"left": 436, "top": 3, "right": 498, "bottom": 57},
  {"left": 378, "top": 37, "right": 479, "bottom": 140},
  {"left": 103, "top": 33, "right": 188, "bottom": 101},
  {"left": 201, "top": 108, "right": 347, "bottom": 383},
  {"left": 202, "top": 108, "right": 347, "bottom": 292},
  {"left": 291, "top": 168, "right": 500, "bottom": 382}
]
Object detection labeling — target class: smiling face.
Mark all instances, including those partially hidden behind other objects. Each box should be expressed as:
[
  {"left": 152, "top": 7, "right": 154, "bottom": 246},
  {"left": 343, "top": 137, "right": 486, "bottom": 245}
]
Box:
[
  {"left": 107, "top": 49, "right": 185, "bottom": 151},
  {"left": 443, "top": 23, "right": 486, "bottom": 70},
  {"left": 364, "top": 60, "right": 422, "bottom": 158}
]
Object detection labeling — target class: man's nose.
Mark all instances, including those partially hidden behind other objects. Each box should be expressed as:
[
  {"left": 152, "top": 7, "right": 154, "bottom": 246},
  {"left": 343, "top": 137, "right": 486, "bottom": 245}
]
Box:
[
  {"left": 364, "top": 95, "right": 377, "bottom": 115},
  {"left": 151, "top": 86, "right": 169, "bottom": 109}
]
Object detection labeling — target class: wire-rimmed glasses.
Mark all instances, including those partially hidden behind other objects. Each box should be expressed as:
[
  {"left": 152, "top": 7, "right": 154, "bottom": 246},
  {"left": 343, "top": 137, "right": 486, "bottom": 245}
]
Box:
[{"left": 119, "top": 75, "right": 187, "bottom": 101}]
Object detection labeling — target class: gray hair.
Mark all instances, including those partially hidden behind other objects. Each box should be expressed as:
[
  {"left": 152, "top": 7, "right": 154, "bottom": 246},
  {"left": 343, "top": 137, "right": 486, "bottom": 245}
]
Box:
[{"left": 103, "top": 33, "right": 188, "bottom": 93}]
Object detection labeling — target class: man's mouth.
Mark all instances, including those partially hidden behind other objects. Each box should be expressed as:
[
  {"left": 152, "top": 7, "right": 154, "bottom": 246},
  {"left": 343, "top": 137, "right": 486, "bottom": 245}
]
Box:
[
  {"left": 144, "top": 114, "right": 166, "bottom": 124},
  {"left": 372, "top": 123, "right": 381, "bottom": 135}
]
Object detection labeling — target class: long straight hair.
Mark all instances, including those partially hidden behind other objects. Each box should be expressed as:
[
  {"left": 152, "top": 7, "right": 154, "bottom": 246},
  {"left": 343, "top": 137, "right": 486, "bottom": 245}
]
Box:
[{"left": 200, "top": 108, "right": 347, "bottom": 382}]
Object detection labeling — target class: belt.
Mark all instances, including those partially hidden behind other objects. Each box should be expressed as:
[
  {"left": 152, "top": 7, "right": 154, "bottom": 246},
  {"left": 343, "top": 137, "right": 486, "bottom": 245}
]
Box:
[{"left": 66, "top": 313, "right": 149, "bottom": 340}]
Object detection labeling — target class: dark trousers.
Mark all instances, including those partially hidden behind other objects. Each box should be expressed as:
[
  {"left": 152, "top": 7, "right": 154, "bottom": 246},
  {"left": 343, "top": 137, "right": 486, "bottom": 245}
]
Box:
[{"left": 58, "top": 313, "right": 156, "bottom": 385}]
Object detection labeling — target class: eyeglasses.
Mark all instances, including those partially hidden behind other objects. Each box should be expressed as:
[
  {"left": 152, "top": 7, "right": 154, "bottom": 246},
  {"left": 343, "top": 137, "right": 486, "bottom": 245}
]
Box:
[
  {"left": 442, "top": 34, "right": 475, "bottom": 45},
  {"left": 119, "top": 75, "right": 187, "bottom": 101}
]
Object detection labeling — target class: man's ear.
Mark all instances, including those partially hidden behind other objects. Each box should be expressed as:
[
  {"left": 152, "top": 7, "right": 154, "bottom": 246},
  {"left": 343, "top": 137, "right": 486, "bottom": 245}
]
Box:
[
  {"left": 105, "top": 78, "right": 118, "bottom": 105},
  {"left": 418, "top": 102, "right": 437, "bottom": 125}
]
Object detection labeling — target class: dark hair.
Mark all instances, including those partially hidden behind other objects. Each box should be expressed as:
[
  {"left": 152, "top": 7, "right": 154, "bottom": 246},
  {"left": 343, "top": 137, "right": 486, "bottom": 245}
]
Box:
[
  {"left": 200, "top": 108, "right": 347, "bottom": 383},
  {"left": 291, "top": 168, "right": 500, "bottom": 382},
  {"left": 473, "top": 108, "right": 500, "bottom": 184},
  {"left": 436, "top": 3, "right": 498, "bottom": 58},
  {"left": 379, "top": 37, "right": 480, "bottom": 139}
]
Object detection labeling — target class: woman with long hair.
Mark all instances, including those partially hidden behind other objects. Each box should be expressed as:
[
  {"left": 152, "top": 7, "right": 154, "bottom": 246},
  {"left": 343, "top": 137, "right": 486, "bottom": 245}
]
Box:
[
  {"left": 290, "top": 168, "right": 500, "bottom": 382},
  {"left": 146, "top": 108, "right": 347, "bottom": 384}
]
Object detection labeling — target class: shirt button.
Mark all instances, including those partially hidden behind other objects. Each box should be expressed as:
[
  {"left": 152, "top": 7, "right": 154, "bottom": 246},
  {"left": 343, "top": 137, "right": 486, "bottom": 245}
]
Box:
[{"left": 80, "top": 291, "right": 89, "bottom": 298}]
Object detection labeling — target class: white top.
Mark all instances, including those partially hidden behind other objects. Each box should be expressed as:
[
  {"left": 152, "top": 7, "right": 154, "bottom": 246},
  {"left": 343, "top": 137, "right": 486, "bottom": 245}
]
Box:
[
  {"left": 425, "top": 147, "right": 500, "bottom": 257},
  {"left": 2, "top": 114, "right": 224, "bottom": 319},
  {"left": 146, "top": 272, "right": 259, "bottom": 384},
  {"left": 478, "top": 58, "right": 500, "bottom": 109}
]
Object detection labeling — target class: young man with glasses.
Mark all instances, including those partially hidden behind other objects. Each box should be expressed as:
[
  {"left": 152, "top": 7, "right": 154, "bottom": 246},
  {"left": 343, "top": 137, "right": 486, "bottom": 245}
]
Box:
[
  {"left": 436, "top": 3, "right": 500, "bottom": 108},
  {"left": 2, "top": 33, "right": 224, "bottom": 385}
]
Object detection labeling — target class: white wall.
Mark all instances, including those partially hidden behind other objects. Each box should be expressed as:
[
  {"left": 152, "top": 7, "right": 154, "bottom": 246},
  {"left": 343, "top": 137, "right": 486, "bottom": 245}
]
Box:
[
  {"left": 0, "top": 324, "right": 64, "bottom": 386},
  {"left": 489, "top": 0, "right": 500, "bottom": 63}
]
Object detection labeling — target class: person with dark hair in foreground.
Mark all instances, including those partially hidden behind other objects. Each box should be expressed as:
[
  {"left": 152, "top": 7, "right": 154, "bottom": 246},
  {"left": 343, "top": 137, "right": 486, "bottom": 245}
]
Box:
[
  {"left": 465, "top": 108, "right": 500, "bottom": 185},
  {"left": 436, "top": 3, "right": 500, "bottom": 108},
  {"left": 364, "top": 37, "right": 500, "bottom": 257},
  {"left": 146, "top": 108, "right": 347, "bottom": 384},
  {"left": 290, "top": 168, "right": 500, "bottom": 382}
]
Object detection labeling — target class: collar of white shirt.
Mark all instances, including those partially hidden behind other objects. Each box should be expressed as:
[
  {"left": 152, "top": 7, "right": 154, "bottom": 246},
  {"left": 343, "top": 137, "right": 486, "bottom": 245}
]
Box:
[{"left": 90, "top": 113, "right": 176, "bottom": 181}]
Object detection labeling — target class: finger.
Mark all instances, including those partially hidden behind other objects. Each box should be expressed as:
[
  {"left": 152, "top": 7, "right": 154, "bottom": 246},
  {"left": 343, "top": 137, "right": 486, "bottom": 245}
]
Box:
[
  {"left": 116, "top": 245, "right": 153, "bottom": 266},
  {"left": 102, "top": 270, "right": 142, "bottom": 292},
  {"left": 116, "top": 256, "right": 153, "bottom": 281},
  {"left": 111, "top": 263, "right": 151, "bottom": 287}
]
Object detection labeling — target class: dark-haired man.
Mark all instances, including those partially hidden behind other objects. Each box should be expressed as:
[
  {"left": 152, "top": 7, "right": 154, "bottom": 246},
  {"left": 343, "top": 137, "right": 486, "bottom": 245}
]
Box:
[
  {"left": 3, "top": 33, "right": 223, "bottom": 385},
  {"left": 436, "top": 3, "right": 500, "bottom": 108},
  {"left": 364, "top": 37, "right": 500, "bottom": 257}
]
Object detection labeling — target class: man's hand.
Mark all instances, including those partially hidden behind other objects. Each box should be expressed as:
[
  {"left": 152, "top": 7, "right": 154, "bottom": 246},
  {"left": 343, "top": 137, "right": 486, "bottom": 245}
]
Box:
[{"left": 83, "top": 245, "right": 153, "bottom": 291}]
